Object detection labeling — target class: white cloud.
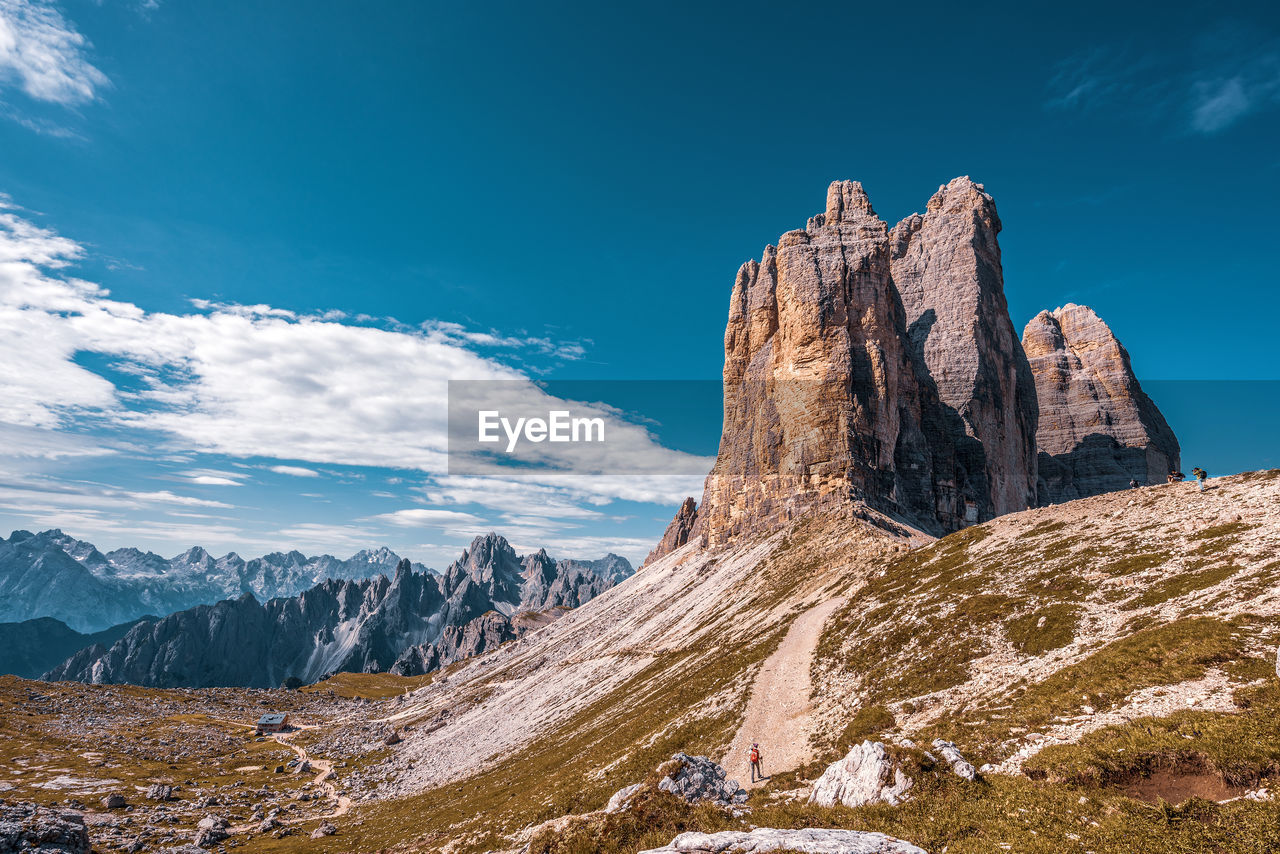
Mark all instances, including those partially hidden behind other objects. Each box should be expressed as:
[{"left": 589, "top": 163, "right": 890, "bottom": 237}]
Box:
[
  {"left": 179, "top": 467, "right": 248, "bottom": 486},
  {"left": 0, "top": 201, "right": 711, "bottom": 496},
  {"left": 1190, "top": 77, "right": 1251, "bottom": 132},
  {"left": 0, "top": 0, "right": 108, "bottom": 105},
  {"left": 124, "top": 489, "right": 232, "bottom": 509},
  {"left": 373, "top": 508, "right": 485, "bottom": 529},
  {"left": 1046, "top": 36, "right": 1280, "bottom": 136},
  {"left": 188, "top": 475, "right": 241, "bottom": 486},
  {"left": 270, "top": 465, "right": 320, "bottom": 478},
  {"left": 0, "top": 196, "right": 701, "bottom": 563}
]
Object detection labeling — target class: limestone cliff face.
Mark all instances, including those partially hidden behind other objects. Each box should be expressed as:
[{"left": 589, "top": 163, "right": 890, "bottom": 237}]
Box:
[
  {"left": 700, "top": 181, "right": 963, "bottom": 545},
  {"left": 652, "top": 177, "right": 1179, "bottom": 552},
  {"left": 1022, "top": 304, "right": 1180, "bottom": 502},
  {"left": 890, "top": 178, "right": 1039, "bottom": 519}
]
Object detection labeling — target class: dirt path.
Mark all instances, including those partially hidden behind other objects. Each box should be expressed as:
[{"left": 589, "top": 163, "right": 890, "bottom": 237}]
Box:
[
  {"left": 227, "top": 730, "right": 351, "bottom": 834},
  {"left": 722, "top": 597, "right": 845, "bottom": 788}
]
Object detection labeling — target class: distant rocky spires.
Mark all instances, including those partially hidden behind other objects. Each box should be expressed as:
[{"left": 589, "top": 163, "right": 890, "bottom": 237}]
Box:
[
  {"left": 44, "top": 532, "right": 635, "bottom": 688},
  {"left": 648, "top": 178, "right": 1179, "bottom": 560},
  {"left": 1022, "top": 303, "right": 1181, "bottom": 503}
]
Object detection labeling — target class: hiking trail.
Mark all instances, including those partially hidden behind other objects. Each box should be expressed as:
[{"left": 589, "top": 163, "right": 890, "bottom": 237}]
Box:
[{"left": 723, "top": 596, "right": 845, "bottom": 788}]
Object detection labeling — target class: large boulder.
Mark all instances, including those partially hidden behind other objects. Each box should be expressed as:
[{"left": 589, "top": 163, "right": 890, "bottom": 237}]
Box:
[
  {"left": 604, "top": 782, "right": 644, "bottom": 813},
  {"left": 145, "top": 783, "right": 175, "bottom": 801},
  {"left": 809, "top": 741, "right": 913, "bottom": 808},
  {"left": 193, "top": 815, "right": 228, "bottom": 848},
  {"left": 638, "top": 827, "right": 928, "bottom": 853},
  {"left": 0, "top": 802, "right": 91, "bottom": 853},
  {"left": 657, "top": 753, "right": 748, "bottom": 806}
]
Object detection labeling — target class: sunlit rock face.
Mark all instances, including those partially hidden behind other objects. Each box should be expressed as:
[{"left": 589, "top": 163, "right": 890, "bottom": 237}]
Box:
[
  {"left": 1022, "top": 303, "right": 1181, "bottom": 502},
  {"left": 697, "top": 178, "right": 1039, "bottom": 545}
]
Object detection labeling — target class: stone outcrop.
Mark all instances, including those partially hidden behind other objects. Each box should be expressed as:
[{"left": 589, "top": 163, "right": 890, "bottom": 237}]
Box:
[
  {"left": 890, "top": 178, "right": 1039, "bottom": 520},
  {"left": 638, "top": 828, "right": 928, "bottom": 854},
  {"left": 929, "top": 739, "right": 976, "bottom": 781},
  {"left": 644, "top": 497, "right": 702, "bottom": 565},
  {"left": 1022, "top": 304, "right": 1180, "bottom": 502},
  {"left": 657, "top": 753, "right": 748, "bottom": 806},
  {"left": 0, "top": 802, "right": 91, "bottom": 853},
  {"left": 665, "top": 178, "right": 1181, "bottom": 550},
  {"left": 809, "top": 741, "right": 913, "bottom": 808}
]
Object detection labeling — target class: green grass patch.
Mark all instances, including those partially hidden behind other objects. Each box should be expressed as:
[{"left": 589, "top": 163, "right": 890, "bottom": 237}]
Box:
[
  {"left": 1005, "top": 603, "right": 1081, "bottom": 655},
  {"left": 926, "top": 617, "right": 1251, "bottom": 760},
  {"left": 1026, "top": 682, "right": 1280, "bottom": 789},
  {"left": 1131, "top": 564, "right": 1241, "bottom": 609},
  {"left": 834, "top": 705, "right": 897, "bottom": 752}
]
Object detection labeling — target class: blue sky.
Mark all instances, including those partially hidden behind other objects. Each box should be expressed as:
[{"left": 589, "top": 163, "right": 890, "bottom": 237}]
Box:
[{"left": 0, "top": 0, "right": 1277, "bottom": 567}]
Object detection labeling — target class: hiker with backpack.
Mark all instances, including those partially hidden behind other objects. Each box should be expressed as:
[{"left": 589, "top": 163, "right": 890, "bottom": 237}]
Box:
[
  {"left": 1192, "top": 466, "right": 1208, "bottom": 492},
  {"left": 749, "top": 743, "right": 764, "bottom": 783}
]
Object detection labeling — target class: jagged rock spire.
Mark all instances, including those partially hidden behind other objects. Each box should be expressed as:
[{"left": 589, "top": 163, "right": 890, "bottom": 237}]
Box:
[{"left": 890, "top": 176, "right": 1040, "bottom": 520}]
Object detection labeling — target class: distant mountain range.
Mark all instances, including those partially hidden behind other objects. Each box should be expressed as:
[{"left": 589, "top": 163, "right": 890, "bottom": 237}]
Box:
[
  {"left": 0, "top": 529, "right": 429, "bottom": 632},
  {"left": 0, "top": 616, "right": 153, "bottom": 679},
  {"left": 44, "top": 533, "right": 633, "bottom": 688}
]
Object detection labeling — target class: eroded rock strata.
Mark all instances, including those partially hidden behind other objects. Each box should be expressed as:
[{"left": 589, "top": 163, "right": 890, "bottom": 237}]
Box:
[{"left": 1022, "top": 303, "right": 1181, "bottom": 502}]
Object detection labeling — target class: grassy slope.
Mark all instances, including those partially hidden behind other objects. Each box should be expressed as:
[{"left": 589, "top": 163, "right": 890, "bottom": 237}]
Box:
[
  {"left": 235, "top": 514, "right": 909, "bottom": 854},
  {"left": 536, "top": 472, "right": 1280, "bottom": 853},
  {"left": 12, "top": 474, "right": 1278, "bottom": 853}
]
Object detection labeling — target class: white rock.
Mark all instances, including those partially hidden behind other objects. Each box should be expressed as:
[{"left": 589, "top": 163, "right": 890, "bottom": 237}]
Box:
[
  {"left": 638, "top": 827, "right": 927, "bottom": 853},
  {"left": 930, "top": 739, "right": 976, "bottom": 781},
  {"left": 808, "top": 741, "right": 913, "bottom": 808},
  {"left": 605, "top": 783, "right": 644, "bottom": 813}
]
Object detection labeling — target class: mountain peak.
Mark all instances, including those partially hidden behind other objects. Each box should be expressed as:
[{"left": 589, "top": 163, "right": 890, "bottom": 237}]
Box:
[
  {"left": 1023, "top": 302, "right": 1180, "bottom": 500},
  {"left": 177, "top": 546, "right": 211, "bottom": 563},
  {"left": 824, "top": 179, "right": 876, "bottom": 222}
]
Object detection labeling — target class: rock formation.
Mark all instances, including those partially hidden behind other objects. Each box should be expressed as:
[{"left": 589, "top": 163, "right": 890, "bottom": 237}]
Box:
[
  {"left": 1022, "top": 304, "right": 1180, "bottom": 502},
  {"left": 657, "top": 178, "right": 1180, "bottom": 548},
  {"left": 644, "top": 497, "right": 701, "bottom": 565},
  {"left": 656, "top": 753, "right": 748, "bottom": 806},
  {"left": 0, "top": 802, "right": 92, "bottom": 853},
  {"left": 890, "top": 177, "right": 1039, "bottom": 520},
  {"left": 808, "top": 740, "right": 914, "bottom": 808},
  {"left": 638, "top": 828, "right": 927, "bottom": 854},
  {"left": 695, "top": 178, "right": 1045, "bottom": 545},
  {"left": 929, "top": 739, "right": 976, "bottom": 781},
  {"left": 44, "top": 534, "right": 632, "bottom": 688}
]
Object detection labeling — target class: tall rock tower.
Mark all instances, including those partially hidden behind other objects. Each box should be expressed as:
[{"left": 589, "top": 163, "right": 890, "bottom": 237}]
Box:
[
  {"left": 645, "top": 179, "right": 1181, "bottom": 565},
  {"left": 890, "top": 177, "right": 1040, "bottom": 520},
  {"left": 699, "top": 180, "right": 953, "bottom": 546}
]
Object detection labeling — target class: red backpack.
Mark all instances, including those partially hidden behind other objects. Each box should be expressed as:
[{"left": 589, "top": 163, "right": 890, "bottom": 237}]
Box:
[{"left": 750, "top": 747, "right": 760, "bottom": 763}]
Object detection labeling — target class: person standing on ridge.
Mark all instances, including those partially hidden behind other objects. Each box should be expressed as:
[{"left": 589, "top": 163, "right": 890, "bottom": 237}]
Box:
[
  {"left": 749, "top": 743, "right": 764, "bottom": 783},
  {"left": 1192, "top": 466, "right": 1208, "bottom": 492}
]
